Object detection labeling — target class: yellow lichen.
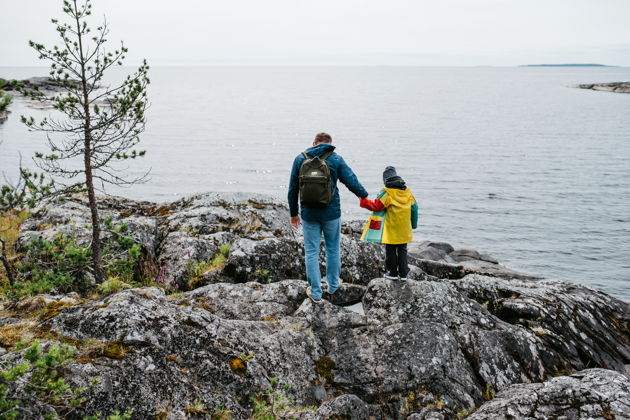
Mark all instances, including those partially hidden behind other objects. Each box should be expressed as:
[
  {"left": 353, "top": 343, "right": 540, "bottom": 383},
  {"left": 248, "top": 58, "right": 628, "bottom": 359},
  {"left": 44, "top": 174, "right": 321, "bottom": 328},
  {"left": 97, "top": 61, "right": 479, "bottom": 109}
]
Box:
[{"left": 229, "top": 358, "right": 247, "bottom": 376}]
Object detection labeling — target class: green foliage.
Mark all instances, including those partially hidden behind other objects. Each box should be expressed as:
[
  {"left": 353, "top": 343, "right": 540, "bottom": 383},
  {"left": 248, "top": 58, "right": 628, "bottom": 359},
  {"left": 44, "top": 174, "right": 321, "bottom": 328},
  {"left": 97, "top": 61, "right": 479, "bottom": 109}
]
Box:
[
  {"left": 219, "top": 243, "right": 231, "bottom": 258},
  {"left": 9, "top": 219, "right": 142, "bottom": 297},
  {"left": 483, "top": 383, "right": 496, "bottom": 401},
  {"left": 15, "top": 235, "right": 92, "bottom": 295},
  {"left": 0, "top": 341, "right": 79, "bottom": 418},
  {"left": 254, "top": 268, "right": 271, "bottom": 283},
  {"left": 187, "top": 243, "right": 231, "bottom": 289},
  {"left": 0, "top": 169, "right": 59, "bottom": 214},
  {"left": 83, "top": 411, "right": 133, "bottom": 420},
  {"left": 211, "top": 404, "right": 233, "bottom": 420},
  {"left": 251, "top": 378, "right": 316, "bottom": 420},
  {"left": 0, "top": 91, "right": 11, "bottom": 111},
  {"left": 183, "top": 398, "right": 208, "bottom": 415},
  {"left": 238, "top": 352, "right": 256, "bottom": 362},
  {"left": 19, "top": 0, "right": 151, "bottom": 284},
  {"left": 0, "top": 341, "right": 131, "bottom": 419},
  {"left": 97, "top": 277, "right": 131, "bottom": 295},
  {"left": 20, "top": 0, "right": 150, "bottom": 182},
  {"left": 102, "top": 217, "right": 141, "bottom": 282}
]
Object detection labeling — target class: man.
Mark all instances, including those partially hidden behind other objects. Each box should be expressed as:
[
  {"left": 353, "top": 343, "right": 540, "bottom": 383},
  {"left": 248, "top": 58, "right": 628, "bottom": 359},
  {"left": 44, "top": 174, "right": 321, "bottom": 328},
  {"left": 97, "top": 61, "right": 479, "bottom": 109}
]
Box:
[{"left": 288, "top": 132, "right": 368, "bottom": 304}]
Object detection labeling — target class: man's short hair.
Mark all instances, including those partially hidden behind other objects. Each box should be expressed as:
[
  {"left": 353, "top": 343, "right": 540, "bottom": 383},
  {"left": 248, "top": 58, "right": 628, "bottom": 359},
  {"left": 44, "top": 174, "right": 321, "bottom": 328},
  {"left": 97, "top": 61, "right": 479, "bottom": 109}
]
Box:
[{"left": 314, "top": 132, "right": 332, "bottom": 144}]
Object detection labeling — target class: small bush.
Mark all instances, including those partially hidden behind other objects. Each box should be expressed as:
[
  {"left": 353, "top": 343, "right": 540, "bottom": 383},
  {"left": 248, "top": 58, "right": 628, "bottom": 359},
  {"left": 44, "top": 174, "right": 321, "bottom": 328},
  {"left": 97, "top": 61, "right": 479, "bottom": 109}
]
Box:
[
  {"left": 7, "top": 219, "right": 143, "bottom": 297},
  {"left": 16, "top": 235, "right": 92, "bottom": 295},
  {"left": 251, "top": 377, "right": 316, "bottom": 419},
  {"left": 0, "top": 90, "right": 11, "bottom": 112},
  {"left": 0, "top": 340, "right": 131, "bottom": 419},
  {"left": 187, "top": 243, "right": 231, "bottom": 289},
  {"left": 97, "top": 277, "right": 131, "bottom": 295}
]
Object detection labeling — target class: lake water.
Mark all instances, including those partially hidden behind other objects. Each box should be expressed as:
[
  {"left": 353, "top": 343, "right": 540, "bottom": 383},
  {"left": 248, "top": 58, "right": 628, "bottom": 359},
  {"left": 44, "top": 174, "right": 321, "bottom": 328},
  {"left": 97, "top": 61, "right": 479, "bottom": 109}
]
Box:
[{"left": 1, "top": 66, "right": 629, "bottom": 301}]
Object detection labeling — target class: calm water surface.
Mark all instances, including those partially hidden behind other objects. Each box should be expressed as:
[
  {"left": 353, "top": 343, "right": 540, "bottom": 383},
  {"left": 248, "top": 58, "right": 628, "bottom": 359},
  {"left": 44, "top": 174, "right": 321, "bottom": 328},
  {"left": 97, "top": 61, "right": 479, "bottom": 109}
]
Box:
[{"left": 1, "top": 66, "right": 629, "bottom": 300}]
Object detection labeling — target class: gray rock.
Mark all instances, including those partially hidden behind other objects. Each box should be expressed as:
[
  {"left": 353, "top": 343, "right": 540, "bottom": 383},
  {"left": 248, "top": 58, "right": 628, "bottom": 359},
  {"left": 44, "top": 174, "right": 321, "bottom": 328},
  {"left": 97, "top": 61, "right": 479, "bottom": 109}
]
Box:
[
  {"left": 571, "top": 82, "right": 630, "bottom": 94},
  {"left": 407, "top": 241, "right": 540, "bottom": 280},
  {"left": 467, "top": 369, "right": 630, "bottom": 420},
  {"left": 45, "top": 286, "right": 322, "bottom": 418},
  {"left": 5, "top": 192, "right": 630, "bottom": 419},
  {"left": 18, "top": 193, "right": 385, "bottom": 289},
  {"left": 453, "top": 274, "right": 630, "bottom": 374},
  {"left": 300, "top": 394, "right": 380, "bottom": 419}
]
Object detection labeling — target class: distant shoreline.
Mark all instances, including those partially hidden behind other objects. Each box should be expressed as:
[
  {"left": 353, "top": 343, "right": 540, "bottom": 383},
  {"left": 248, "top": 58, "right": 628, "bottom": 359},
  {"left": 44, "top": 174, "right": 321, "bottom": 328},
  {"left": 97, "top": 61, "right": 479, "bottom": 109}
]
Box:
[{"left": 521, "top": 63, "right": 617, "bottom": 67}]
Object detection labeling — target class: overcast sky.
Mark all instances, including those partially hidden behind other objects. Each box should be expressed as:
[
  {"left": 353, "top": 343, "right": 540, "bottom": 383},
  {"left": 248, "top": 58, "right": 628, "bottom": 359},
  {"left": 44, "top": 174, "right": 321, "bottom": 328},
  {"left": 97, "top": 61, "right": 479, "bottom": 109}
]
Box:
[{"left": 2, "top": 0, "right": 629, "bottom": 66}]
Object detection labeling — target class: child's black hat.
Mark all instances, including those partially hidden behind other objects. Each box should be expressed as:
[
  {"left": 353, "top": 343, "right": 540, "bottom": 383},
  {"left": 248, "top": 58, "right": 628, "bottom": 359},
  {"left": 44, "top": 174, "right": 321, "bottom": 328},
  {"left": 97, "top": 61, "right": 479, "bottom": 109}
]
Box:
[{"left": 383, "top": 166, "right": 397, "bottom": 183}]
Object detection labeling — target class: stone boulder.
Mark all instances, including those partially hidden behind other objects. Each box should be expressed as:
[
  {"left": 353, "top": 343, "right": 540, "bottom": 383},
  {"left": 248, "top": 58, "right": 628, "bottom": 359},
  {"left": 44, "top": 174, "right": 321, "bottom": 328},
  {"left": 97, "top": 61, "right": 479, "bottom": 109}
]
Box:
[
  {"left": 467, "top": 369, "right": 630, "bottom": 420},
  {"left": 453, "top": 274, "right": 630, "bottom": 375},
  {"left": 408, "top": 241, "right": 540, "bottom": 280}
]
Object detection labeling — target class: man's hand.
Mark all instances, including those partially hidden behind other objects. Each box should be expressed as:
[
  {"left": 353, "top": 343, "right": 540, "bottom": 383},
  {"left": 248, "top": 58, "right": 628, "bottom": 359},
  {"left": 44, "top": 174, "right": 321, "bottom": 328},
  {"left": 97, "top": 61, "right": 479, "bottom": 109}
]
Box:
[{"left": 290, "top": 215, "right": 301, "bottom": 228}]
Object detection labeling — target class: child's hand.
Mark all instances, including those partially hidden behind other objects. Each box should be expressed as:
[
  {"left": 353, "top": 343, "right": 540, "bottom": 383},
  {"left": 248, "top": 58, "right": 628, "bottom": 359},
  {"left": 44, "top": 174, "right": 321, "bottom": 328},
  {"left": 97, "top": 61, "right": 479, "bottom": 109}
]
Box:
[{"left": 360, "top": 197, "right": 386, "bottom": 212}]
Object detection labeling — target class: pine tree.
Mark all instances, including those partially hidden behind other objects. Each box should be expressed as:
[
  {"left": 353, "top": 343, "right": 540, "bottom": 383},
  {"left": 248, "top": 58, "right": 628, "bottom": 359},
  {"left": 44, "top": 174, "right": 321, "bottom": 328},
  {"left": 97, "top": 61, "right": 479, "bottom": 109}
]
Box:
[{"left": 20, "top": 0, "right": 150, "bottom": 283}]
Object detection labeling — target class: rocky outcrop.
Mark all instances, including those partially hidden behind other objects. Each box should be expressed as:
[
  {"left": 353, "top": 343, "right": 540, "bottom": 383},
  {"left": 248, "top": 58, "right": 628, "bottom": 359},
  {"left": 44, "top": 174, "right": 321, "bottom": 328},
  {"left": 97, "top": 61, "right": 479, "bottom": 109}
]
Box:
[
  {"left": 1, "top": 275, "right": 623, "bottom": 419},
  {"left": 3, "top": 192, "right": 630, "bottom": 419},
  {"left": 1, "top": 77, "right": 92, "bottom": 93},
  {"left": 570, "top": 82, "right": 630, "bottom": 94},
  {"left": 407, "top": 241, "right": 539, "bottom": 280},
  {"left": 467, "top": 369, "right": 630, "bottom": 420},
  {"left": 18, "top": 193, "right": 531, "bottom": 290}
]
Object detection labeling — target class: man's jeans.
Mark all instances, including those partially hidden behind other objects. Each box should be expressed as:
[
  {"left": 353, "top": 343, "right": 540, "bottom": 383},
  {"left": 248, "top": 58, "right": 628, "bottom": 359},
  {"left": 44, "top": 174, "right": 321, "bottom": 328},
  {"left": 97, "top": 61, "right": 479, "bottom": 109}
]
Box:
[{"left": 302, "top": 217, "right": 341, "bottom": 300}]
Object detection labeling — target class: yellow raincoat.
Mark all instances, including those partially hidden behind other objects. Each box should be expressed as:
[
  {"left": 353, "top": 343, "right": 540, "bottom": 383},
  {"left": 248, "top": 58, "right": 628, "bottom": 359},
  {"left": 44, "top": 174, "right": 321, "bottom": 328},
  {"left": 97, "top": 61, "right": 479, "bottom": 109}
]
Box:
[{"left": 360, "top": 187, "right": 418, "bottom": 244}]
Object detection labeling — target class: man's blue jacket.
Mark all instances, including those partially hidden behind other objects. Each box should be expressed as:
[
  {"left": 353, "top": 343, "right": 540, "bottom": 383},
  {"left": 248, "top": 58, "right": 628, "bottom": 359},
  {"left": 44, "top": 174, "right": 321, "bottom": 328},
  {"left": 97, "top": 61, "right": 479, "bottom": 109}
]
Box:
[{"left": 288, "top": 144, "right": 368, "bottom": 222}]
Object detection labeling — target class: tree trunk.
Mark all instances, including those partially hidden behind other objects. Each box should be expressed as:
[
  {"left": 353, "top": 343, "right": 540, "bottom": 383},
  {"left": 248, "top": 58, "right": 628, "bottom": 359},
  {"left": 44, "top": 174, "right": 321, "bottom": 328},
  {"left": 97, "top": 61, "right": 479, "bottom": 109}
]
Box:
[
  {"left": 0, "top": 238, "right": 15, "bottom": 286},
  {"left": 84, "top": 154, "right": 104, "bottom": 283},
  {"left": 74, "top": 0, "right": 104, "bottom": 284}
]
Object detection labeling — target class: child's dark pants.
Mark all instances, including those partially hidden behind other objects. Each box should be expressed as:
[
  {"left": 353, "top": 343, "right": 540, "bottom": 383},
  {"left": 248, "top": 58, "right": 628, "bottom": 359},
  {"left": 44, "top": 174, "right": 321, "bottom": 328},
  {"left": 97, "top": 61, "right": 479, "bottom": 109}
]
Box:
[{"left": 385, "top": 243, "right": 409, "bottom": 277}]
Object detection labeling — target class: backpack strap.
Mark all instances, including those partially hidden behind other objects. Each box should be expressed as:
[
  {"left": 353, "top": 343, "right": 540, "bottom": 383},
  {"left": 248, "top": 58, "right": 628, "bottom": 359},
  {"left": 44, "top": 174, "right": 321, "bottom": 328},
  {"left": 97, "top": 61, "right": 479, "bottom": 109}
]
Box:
[
  {"left": 320, "top": 151, "right": 334, "bottom": 161},
  {"left": 302, "top": 151, "right": 333, "bottom": 160}
]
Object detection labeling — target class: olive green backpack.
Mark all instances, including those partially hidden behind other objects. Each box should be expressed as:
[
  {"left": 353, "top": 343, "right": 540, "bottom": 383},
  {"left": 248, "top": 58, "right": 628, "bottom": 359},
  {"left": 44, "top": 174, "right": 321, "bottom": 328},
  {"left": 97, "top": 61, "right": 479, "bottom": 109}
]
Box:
[{"left": 298, "top": 151, "right": 334, "bottom": 208}]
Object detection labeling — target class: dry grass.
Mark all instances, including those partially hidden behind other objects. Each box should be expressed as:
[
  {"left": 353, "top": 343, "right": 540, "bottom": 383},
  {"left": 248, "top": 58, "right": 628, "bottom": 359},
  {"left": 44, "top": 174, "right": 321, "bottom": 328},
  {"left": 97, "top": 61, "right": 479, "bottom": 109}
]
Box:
[{"left": 0, "top": 210, "right": 29, "bottom": 292}]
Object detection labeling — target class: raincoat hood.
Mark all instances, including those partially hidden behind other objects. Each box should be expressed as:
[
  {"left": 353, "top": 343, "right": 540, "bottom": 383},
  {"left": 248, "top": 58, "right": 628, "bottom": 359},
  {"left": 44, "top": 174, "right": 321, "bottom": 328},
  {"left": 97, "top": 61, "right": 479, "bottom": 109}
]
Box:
[
  {"left": 304, "top": 143, "right": 336, "bottom": 158},
  {"left": 383, "top": 187, "right": 415, "bottom": 206}
]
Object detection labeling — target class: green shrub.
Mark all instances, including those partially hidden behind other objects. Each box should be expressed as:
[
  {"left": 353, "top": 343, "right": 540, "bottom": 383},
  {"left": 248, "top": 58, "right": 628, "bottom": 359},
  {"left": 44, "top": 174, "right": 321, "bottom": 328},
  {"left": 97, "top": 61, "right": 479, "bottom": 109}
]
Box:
[
  {"left": 97, "top": 277, "right": 131, "bottom": 295},
  {"left": 0, "top": 340, "right": 131, "bottom": 419},
  {"left": 251, "top": 377, "right": 316, "bottom": 419},
  {"left": 187, "top": 243, "right": 231, "bottom": 289},
  {"left": 102, "top": 217, "right": 142, "bottom": 282},
  {"left": 16, "top": 235, "right": 92, "bottom": 295},
  {"left": 0, "top": 91, "right": 11, "bottom": 112},
  {"left": 10, "top": 219, "right": 143, "bottom": 297}
]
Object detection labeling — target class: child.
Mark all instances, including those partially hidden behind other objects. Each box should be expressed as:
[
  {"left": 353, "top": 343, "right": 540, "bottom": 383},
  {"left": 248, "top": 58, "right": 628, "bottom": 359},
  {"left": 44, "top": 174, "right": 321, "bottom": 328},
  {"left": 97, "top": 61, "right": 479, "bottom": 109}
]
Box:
[{"left": 359, "top": 166, "right": 418, "bottom": 280}]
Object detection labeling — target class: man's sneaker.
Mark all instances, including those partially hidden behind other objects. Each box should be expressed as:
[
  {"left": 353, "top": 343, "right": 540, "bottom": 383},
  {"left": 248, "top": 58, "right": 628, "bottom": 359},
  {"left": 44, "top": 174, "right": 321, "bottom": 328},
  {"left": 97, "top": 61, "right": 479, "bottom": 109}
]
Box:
[
  {"left": 324, "top": 287, "right": 340, "bottom": 304},
  {"left": 306, "top": 286, "right": 323, "bottom": 304},
  {"left": 399, "top": 277, "right": 408, "bottom": 281},
  {"left": 384, "top": 272, "right": 399, "bottom": 280}
]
